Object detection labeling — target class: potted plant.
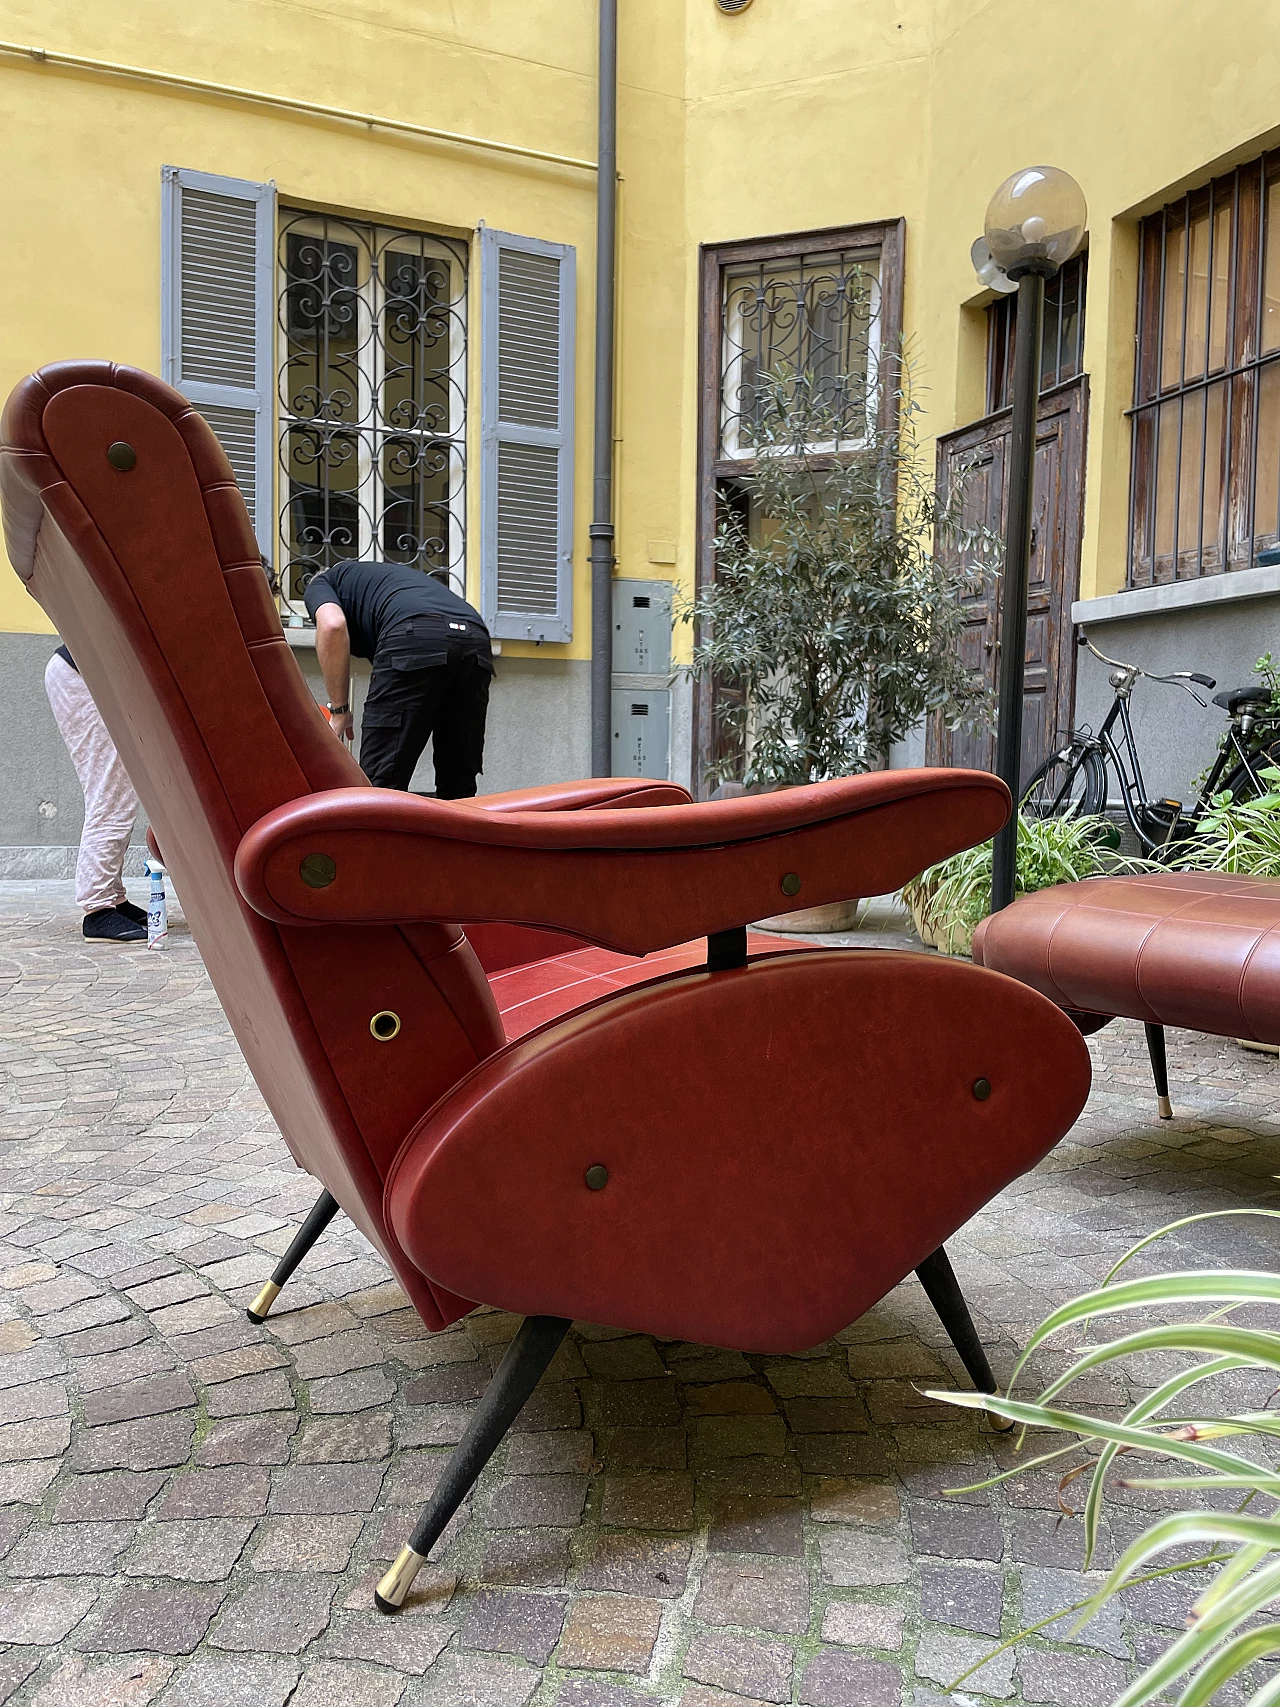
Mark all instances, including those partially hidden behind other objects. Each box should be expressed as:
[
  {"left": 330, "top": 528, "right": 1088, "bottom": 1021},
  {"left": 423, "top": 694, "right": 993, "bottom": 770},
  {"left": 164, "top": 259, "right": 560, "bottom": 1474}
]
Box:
[{"left": 685, "top": 357, "right": 999, "bottom": 931}]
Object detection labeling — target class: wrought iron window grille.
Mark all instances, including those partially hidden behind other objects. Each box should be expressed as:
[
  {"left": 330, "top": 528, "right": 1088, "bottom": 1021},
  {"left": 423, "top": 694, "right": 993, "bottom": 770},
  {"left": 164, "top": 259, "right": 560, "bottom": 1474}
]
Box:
[
  {"left": 277, "top": 210, "right": 468, "bottom": 618},
  {"left": 719, "top": 247, "right": 882, "bottom": 460},
  {"left": 1127, "top": 149, "right": 1280, "bottom": 588}
]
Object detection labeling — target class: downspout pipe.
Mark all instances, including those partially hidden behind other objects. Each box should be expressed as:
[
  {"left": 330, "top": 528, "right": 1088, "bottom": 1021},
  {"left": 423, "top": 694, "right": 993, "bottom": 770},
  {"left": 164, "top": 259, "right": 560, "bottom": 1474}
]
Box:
[{"left": 589, "top": 0, "right": 618, "bottom": 776}]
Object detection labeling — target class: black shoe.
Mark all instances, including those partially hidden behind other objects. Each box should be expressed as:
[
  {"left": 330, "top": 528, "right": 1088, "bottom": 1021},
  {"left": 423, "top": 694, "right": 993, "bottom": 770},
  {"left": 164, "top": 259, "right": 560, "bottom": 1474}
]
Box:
[
  {"left": 117, "top": 900, "right": 147, "bottom": 924},
  {"left": 83, "top": 907, "right": 147, "bottom": 942}
]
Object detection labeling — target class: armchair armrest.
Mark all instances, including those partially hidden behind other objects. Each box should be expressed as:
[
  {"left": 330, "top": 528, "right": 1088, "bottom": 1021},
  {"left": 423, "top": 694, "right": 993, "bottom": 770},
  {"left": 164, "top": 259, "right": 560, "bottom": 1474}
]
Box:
[
  {"left": 465, "top": 778, "right": 692, "bottom": 813},
  {"left": 235, "top": 768, "right": 1008, "bottom": 957}
]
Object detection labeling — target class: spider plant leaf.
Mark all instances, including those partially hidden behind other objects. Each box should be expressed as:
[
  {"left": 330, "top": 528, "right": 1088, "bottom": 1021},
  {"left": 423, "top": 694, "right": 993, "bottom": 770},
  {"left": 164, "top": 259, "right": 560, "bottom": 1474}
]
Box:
[
  {"left": 1175, "top": 1621, "right": 1280, "bottom": 1707},
  {"left": 1081, "top": 1357, "right": 1248, "bottom": 1570},
  {"left": 1034, "top": 1326, "right": 1280, "bottom": 1407},
  {"left": 927, "top": 1391, "right": 1272, "bottom": 1481},
  {"left": 1010, "top": 1272, "right": 1280, "bottom": 1390},
  {"left": 1191, "top": 1542, "right": 1272, "bottom": 1623},
  {"left": 1101, "top": 1210, "right": 1280, "bottom": 1288}
]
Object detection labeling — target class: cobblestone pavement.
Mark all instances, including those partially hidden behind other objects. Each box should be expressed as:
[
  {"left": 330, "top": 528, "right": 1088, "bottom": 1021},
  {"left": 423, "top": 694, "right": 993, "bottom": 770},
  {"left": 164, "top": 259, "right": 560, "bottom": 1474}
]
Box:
[{"left": 1, "top": 881, "right": 1278, "bottom": 1707}]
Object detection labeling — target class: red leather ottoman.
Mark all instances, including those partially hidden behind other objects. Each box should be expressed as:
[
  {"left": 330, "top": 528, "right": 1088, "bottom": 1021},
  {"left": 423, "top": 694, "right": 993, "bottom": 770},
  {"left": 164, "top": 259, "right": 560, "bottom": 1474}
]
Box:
[{"left": 973, "top": 870, "right": 1280, "bottom": 1117}]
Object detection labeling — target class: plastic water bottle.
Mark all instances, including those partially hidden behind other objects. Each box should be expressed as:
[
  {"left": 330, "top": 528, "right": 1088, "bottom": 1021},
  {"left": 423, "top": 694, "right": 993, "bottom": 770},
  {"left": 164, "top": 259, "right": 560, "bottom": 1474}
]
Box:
[{"left": 145, "top": 860, "right": 168, "bottom": 951}]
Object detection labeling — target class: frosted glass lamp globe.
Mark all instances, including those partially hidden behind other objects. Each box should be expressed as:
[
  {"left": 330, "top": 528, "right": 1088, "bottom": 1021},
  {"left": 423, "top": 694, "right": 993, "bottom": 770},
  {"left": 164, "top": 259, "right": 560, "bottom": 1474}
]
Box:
[{"left": 984, "top": 166, "right": 1087, "bottom": 276}]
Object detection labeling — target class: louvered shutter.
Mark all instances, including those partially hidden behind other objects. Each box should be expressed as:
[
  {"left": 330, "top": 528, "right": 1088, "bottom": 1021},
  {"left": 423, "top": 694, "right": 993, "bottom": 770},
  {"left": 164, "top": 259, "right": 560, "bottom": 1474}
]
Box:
[
  {"left": 480, "top": 228, "right": 576, "bottom": 642},
  {"left": 161, "top": 167, "right": 276, "bottom": 563}
]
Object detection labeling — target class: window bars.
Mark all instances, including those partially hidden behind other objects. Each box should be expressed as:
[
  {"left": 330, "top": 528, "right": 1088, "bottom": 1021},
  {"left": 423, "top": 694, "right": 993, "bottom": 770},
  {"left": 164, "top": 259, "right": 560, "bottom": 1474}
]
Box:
[
  {"left": 986, "top": 253, "right": 1087, "bottom": 415},
  {"left": 277, "top": 211, "right": 468, "bottom": 615},
  {"left": 719, "top": 247, "right": 882, "bottom": 458},
  {"left": 1128, "top": 150, "right": 1280, "bottom": 587}
]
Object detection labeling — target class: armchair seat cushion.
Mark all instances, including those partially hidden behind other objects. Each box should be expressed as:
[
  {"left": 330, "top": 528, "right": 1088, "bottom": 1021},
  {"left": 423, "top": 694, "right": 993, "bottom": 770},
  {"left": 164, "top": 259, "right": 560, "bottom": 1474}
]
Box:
[{"left": 972, "top": 871, "right": 1280, "bottom": 1043}]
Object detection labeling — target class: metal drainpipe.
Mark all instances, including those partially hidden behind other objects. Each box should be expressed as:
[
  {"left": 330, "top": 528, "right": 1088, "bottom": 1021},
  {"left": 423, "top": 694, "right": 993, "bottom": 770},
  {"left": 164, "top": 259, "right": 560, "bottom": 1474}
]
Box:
[{"left": 589, "top": 0, "right": 618, "bottom": 776}]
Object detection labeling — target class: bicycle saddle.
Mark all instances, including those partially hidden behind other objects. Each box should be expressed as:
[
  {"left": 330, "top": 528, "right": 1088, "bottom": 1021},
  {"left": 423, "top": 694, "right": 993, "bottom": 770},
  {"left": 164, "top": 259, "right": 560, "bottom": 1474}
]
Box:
[{"left": 1213, "top": 685, "right": 1272, "bottom": 713}]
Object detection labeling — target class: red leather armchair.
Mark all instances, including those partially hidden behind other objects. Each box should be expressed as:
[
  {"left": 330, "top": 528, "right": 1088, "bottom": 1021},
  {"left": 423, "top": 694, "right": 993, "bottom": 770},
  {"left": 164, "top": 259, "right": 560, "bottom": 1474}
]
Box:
[{"left": 1, "top": 363, "right": 1091, "bottom": 1613}]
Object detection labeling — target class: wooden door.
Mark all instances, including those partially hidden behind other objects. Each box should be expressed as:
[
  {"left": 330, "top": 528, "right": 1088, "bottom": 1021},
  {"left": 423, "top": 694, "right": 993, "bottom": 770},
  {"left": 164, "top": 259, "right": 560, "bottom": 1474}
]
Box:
[{"left": 927, "top": 376, "right": 1089, "bottom": 789}]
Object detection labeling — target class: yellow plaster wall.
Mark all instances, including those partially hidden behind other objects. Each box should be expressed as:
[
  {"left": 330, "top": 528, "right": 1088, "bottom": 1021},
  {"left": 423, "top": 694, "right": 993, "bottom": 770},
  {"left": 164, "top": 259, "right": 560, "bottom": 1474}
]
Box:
[{"left": 3, "top": 0, "right": 1280, "bottom": 643}]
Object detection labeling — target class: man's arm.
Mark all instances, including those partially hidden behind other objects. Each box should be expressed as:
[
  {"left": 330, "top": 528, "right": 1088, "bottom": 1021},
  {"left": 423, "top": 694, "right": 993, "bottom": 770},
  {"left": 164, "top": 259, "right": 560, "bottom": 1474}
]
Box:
[{"left": 313, "top": 603, "right": 353, "bottom": 745}]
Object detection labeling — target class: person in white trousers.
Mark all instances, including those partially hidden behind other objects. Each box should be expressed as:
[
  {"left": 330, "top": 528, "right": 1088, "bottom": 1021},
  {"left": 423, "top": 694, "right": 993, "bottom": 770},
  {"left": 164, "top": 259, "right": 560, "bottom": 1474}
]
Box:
[{"left": 44, "top": 645, "right": 147, "bottom": 942}]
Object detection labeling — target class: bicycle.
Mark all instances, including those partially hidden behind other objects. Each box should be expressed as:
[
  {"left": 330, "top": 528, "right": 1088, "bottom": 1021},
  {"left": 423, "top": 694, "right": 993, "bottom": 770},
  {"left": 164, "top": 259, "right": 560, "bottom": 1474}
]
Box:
[{"left": 1021, "top": 633, "right": 1280, "bottom": 856}]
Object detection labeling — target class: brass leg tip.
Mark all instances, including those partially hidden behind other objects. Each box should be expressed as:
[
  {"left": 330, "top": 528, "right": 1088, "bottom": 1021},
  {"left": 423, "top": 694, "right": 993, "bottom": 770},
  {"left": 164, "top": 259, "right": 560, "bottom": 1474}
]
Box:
[
  {"left": 1157, "top": 1095, "right": 1174, "bottom": 1121},
  {"left": 375, "top": 1544, "right": 426, "bottom": 1615},
  {"left": 246, "top": 1280, "right": 281, "bottom": 1324}
]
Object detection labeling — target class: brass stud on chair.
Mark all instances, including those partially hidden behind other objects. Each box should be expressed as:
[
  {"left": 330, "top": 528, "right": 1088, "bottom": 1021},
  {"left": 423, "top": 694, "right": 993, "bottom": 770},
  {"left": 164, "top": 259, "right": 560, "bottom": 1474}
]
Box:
[
  {"left": 585, "top": 1164, "right": 609, "bottom": 1190},
  {"left": 106, "top": 441, "right": 137, "bottom": 471},
  {"left": 780, "top": 873, "right": 802, "bottom": 898},
  {"left": 972, "top": 1078, "right": 992, "bottom": 1101},
  {"left": 370, "top": 1011, "right": 401, "bottom": 1042},
  {"left": 300, "top": 853, "right": 336, "bottom": 888}
]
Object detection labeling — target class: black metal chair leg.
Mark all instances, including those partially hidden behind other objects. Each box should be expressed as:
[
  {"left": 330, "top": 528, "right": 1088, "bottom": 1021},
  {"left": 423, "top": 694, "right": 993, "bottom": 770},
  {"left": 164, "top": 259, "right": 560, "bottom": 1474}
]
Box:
[
  {"left": 1144, "top": 1022, "right": 1173, "bottom": 1120},
  {"left": 376, "top": 1314, "right": 571, "bottom": 1613},
  {"left": 915, "top": 1244, "right": 1006, "bottom": 1409},
  {"left": 246, "top": 1187, "right": 340, "bottom": 1323}
]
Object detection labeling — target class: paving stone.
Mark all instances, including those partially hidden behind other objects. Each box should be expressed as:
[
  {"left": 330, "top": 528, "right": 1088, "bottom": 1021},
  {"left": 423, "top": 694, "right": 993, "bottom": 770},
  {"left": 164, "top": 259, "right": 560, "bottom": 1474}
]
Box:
[
  {"left": 506, "top": 1428, "right": 595, "bottom": 1475},
  {"left": 603, "top": 1425, "right": 686, "bottom": 1470},
  {"left": 584, "top": 1378, "right": 680, "bottom": 1429},
  {"left": 0, "top": 1655, "right": 37, "bottom": 1705},
  {"left": 189, "top": 1342, "right": 290, "bottom": 1385},
  {"left": 249, "top": 1512, "right": 364, "bottom": 1573},
  {"left": 405, "top": 1364, "right": 490, "bottom": 1405},
  {"left": 908, "top": 1500, "right": 1005, "bottom": 1562},
  {"left": 558, "top": 1686, "right": 661, "bottom": 1707},
  {"left": 480, "top": 1531, "right": 573, "bottom": 1588},
  {"left": 404, "top": 1652, "right": 537, "bottom": 1706},
  {"left": 0, "top": 1459, "right": 59, "bottom": 1503},
  {"left": 195, "top": 1413, "right": 297, "bottom": 1466},
  {"left": 0, "top": 1378, "right": 70, "bottom": 1423},
  {"left": 203, "top": 1370, "right": 296, "bottom": 1417},
  {"left": 794, "top": 1435, "right": 890, "bottom": 1477},
  {"left": 7, "top": 1519, "right": 132, "bottom": 1576},
  {"left": 580, "top": 1532, "right": 692, "bottom": 1598},
  {"left": 601, "top": 1471, "right": 694, "bottom": 1529},
  {"left": 1018, "top": 1649, "right": 1130, "bottom": 1704},
  {"left": 557, "top": 1594, "right": 664, "bottom": 1672},
  {"left": 920, "top": 1562, "right": 1004, "bottom": 1638},
  {"left": 817, "top": 1529, "right": 911, "bottom": 1588},
  {"left": 152, "top": 1654, "right": 301, "bottom": 1707},
  {"left": 707, "top": 1494, "right": 804, "bottom": 1557},
  {"left": 914, "top": 1629, "right": 1015, "bottom": 1699},
  {"left": 310, "top": 1367, "right": 396, "bottom": 1413},
  {"left": 80, "top": 1583, "right": 225, "bottom": 1654},
  {"left": 0, "top": 1415, "right": 71, "bottom": 1461},
  {"left": 693, "top": 1415, "right": 789, "bottom": 1460},
  {"left": 581, "top": 1337, "right": 669, "bottom": 1380},
  {"left": 798, "top": 1650, "right": 902, "bottom": 1706},
  {"left": 683, "top": 1630, "right": 793, "bottom": 1702},
  {"left": 398, "top": 1401, "right": 476, "bottom": 1448},
  {"left": 125, "top": 1516, "right": 256, "bottom": 1581},
  {"left": 486, "top": 1474, "right": 588, "bottom": 1529},
  {"left": 820, "top": 1600, "right": 905, "bottom": 1649},
  {"left": 0, "top": 1578, "right": 101, "bottom": 1643},
  {"left": 511, "top": 1381, "right": 582, "bottom": 1432},
  {"left": 460, "top": 1587, "right": 568, "bottom": 1664},
  {"left": 75, "top": 1341, "right": 178, "bottom": 1394},
  {"left": 296, "top": 1410, "right": 394, "bottom": 1462},
  {"left": 27, "top": 1654, "right": 174, "bottom": 1707},
  {"left": 269, "top": 1462, "right": 385, "bottom": 1514},
  {"left": 160, "top": 1465, "right": 270, "bottom": 1518},
  {"left": 682, "top": 1382, "right": 776, "bottom": 1416},
  {"left": 693, "top": 1557, "right": 810, "bottom": 1634},
  {"left": 209, "top": 1575, "right": 335, "bottom": 1654},
  {"left": 322, "top": 1611, "right": 455, "bottom": 1673},
  {"left": 1009, "top": 1509, "right": 1112, "bottom": 1570},
  {"left": 1019, "top": 1565, "right": 1130, "bottom": 1657},
  {"left": 289, "top": 1659, "right": 407, "bottom": 1707},
  {"left": 69, "top": 1414, "right": 194, "bottom": 1472},
  {"left": 292, "top": 1329, "right": 387, "bottom": 1378},
  {"left": 83, "top": 1373, "right": 197, "bottom": 1428},
  {"left": 810, "top": 1479, "right": 900, "bottom": 1525}
]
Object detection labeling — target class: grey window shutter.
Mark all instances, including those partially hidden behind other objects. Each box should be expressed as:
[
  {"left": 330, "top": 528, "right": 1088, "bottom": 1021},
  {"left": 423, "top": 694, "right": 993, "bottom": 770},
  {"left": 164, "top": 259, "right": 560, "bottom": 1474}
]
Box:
[
  {"left": 161, "top": 166, "right": 276, "bottom": 563},
  {"left": 480, "top": 228, "right": 576, "bottom": 642}
]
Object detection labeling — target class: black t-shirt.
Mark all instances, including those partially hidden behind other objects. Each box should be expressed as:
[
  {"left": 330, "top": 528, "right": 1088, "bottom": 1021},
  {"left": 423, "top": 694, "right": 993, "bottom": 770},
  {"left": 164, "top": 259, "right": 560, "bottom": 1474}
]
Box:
[{"left": 303, "top": 560, "right": 489, "bottom": 663}]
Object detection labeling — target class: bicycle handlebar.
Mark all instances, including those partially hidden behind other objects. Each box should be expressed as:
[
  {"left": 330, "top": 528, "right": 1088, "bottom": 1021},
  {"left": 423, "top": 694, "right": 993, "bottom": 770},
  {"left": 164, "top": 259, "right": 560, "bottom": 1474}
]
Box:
[{"left": 1076, "top": 632, "right": 1215, "bottom": 706}]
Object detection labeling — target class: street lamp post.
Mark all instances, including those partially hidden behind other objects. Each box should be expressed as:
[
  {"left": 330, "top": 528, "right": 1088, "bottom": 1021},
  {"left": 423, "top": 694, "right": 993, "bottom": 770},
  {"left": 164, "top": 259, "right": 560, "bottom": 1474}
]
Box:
[{"left": 977, "top": 166, "right": 1087, "bottom": 913}]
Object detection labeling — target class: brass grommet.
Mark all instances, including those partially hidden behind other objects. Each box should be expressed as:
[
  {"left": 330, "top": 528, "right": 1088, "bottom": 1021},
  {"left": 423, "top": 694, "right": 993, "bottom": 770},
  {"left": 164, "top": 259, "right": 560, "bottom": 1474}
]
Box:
[
  {"left": 585, "top": 1164, "right": 609, "bottom": 1191},
  {"left": 780, "top": 872, "right": 802, "bottom": 898},
  {"left": 106, "top": 441, "right": 137, "bottom": 471},
  {"left": 300, "top": 853, "right": 336, "bottom": 889},
  {"left": 370, "top": 1011, "right": 401, "bottom": 1042},
  {"left": 972, "top": 1078, "right": 992, "bottom": 1101}
]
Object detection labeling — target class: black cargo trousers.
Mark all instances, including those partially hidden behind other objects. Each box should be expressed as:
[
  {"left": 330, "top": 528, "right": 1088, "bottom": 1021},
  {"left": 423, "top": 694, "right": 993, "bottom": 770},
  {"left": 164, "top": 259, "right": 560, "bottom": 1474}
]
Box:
[{"left": 357, "top": 616, "right": 494, "bottom": 796}]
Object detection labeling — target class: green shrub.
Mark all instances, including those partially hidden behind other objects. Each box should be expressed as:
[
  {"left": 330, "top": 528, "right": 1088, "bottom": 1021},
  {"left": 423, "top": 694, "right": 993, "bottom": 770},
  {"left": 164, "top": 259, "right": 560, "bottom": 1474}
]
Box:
[{"left": 1167, "top": 769, "right": 1280, "bottom": 877}]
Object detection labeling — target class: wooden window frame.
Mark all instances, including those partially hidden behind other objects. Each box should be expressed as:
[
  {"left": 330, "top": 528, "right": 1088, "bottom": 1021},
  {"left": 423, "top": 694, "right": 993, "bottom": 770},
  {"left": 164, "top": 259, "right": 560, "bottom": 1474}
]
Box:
[
  {"left": 1128, "top": 149, "right": 1280, "bottom": 587},
  {"left": 986, "top": 252, "right": 1088, "bottom": 415},
  {"left": 692, "top": 219, "right": 906, "bottom": 794}
]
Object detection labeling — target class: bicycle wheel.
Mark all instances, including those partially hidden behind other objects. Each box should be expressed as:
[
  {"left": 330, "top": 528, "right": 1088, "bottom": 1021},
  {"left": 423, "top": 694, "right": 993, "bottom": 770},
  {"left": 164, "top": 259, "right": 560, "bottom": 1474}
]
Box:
[
  {"left": 1222, "top": 749, "right": 1280, "bottom": 803},
  {"left": 1022, "top": 743, "right": 1107, "bottom": 819}
]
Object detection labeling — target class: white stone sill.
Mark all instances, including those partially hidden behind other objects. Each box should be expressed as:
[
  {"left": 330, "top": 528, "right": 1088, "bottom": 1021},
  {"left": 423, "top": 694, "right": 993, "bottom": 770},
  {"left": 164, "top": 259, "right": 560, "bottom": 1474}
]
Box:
[{"left": 1072, "top": 564, "right": 1280, "bottom": 625}]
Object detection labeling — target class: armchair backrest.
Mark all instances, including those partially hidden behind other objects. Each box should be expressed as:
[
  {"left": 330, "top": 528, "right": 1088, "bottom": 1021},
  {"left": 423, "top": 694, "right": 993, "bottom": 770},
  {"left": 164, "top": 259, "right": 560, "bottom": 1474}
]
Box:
[{"left": 1, "top": 362, "right": 503, "bottom": 1328}]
